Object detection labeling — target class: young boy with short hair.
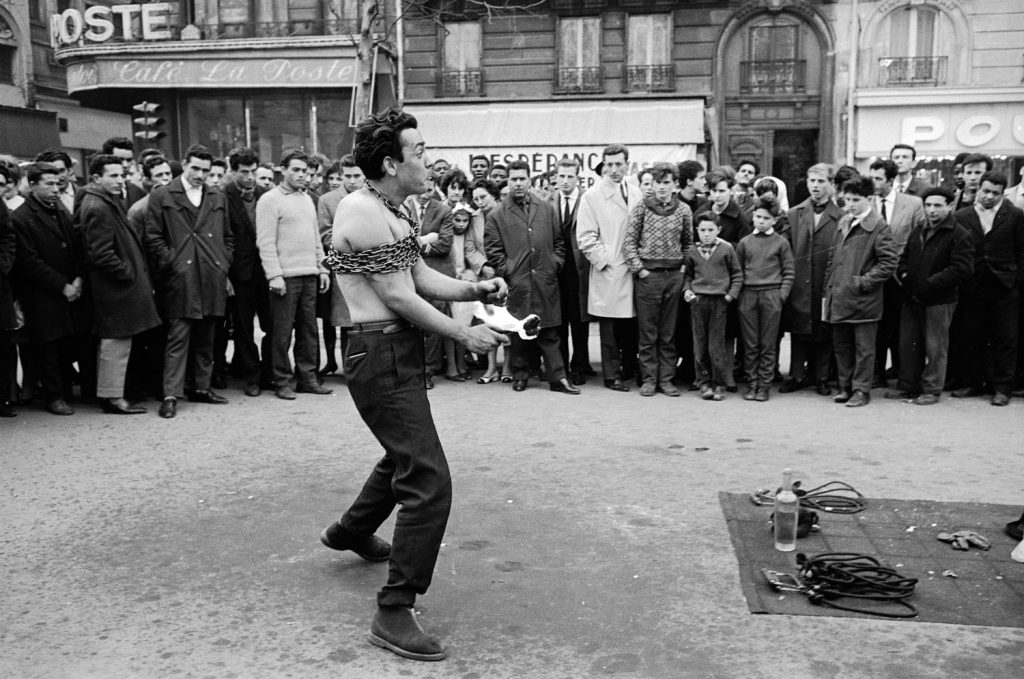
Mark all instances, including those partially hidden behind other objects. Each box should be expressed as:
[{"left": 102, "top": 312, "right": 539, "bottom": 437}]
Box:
[
  {"left": 735, "top": 197, "right": 795, "bottom": 401},
  {"left": 683, "top": 214, "right": 743, "bottom": 400}
]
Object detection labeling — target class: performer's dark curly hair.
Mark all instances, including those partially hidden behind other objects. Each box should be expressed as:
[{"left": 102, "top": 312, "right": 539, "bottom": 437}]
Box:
[{"left": 354, "top": 107, "right": 418, "bottom": 181}]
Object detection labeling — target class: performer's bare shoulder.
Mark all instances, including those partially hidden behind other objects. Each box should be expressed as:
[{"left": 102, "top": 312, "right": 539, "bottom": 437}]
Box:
[{"left": 331, "top": 188, "right": 412, "bottom": 323}]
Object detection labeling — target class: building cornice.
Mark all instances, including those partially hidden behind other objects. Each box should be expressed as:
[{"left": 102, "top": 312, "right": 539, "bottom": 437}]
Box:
[
  {"left": 54, "top": 34, "right": 361, "bottom": 63},
  {"left": 857, "top": 87, "right": 1024, "bottom": 107}
]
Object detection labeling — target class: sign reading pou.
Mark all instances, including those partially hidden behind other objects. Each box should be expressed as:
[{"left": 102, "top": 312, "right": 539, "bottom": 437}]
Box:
[{"left": 51, "top": 3, "right": 174, "bottom": 49}]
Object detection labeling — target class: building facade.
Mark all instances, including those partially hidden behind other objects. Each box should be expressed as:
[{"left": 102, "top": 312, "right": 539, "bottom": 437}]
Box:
[
  {"left": 846, "top": 0, "right": 1024, "bottom": 180},
  {"left": 50, "top": 0, "right": 397, "bottom": 164},
  {"left": 401, "top": 0, "right": 1023, "bottom": 190}
]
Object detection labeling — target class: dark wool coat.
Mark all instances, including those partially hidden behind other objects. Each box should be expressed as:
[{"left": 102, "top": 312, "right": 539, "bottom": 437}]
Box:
[
  {"left": 484, "top": 195, "right": 565, "bottom": 328},
  {"left": 405, "top": 196, "right": 455, "bottom": 278},
  {"left": 225, "top": 182, "right": 269, "bottom": 283},
  {"left": 784, "top": 198, "right": 844, "bottom": 337},
  {"left": 10, "top": 195, "right": 86, "bottom": 343},
  {"left": 0, "top": 200, "right": 17, "bottom": 332},
  {"left": 823, "top": 210, "right": 898, "bottom": 324},
  {"left": 78, "top": 185, "right": 161, "bottom": 338},
  {"left": 145, "top": 180, "right": 232, "bottom": 320},
  {"left": 896, "top": 214, "right": 974, "bottom": 306},
  {"left": 954, "top": 201, "right": 1024, "bottom": 292},
  {"left": 695, "top": 198, "right": 752, "bottom": 246}
]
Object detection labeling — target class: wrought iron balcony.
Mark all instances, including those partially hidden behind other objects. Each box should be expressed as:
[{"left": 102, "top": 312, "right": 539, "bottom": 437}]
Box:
[
  {"left": 625, "top": 64, "right": 675, "bottom": 92},
  {"left": 739, "top": 59, "right": 806, "bottom": 95},
  {"left": 878, "top": 56, "right": 948, "bottom": 86},
  {"left": 554, "top": 66, "right": 604, "bottom": 94},
  {"left": 441, "top": 69, "right": 484, "bottom": 96},
  {"left": 199, "top": 19, "right": 361, "bottom": 40}
]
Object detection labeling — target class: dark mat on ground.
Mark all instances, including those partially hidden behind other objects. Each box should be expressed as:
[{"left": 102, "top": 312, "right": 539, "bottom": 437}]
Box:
[{"left": 719, "top": 492, "right": 1024, "bottom": 627}]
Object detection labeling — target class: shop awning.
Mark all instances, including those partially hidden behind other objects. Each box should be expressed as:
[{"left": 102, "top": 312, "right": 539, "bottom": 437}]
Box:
[
  {"left": 408, "top": 99, "right": 705, "bottom": 148},
  {"left": 0, "top": 106, "right": 61, "bottom": 160}
]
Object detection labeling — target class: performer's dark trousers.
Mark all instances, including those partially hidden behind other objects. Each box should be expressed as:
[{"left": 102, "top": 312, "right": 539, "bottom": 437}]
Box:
[{"left": 337, "top": 325, "right": 451, "bottom": 608}]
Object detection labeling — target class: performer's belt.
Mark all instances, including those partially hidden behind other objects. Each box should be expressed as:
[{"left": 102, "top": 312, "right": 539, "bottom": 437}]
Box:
[{"left": 348, "top": 319, "right": 412, "bottom": 335}]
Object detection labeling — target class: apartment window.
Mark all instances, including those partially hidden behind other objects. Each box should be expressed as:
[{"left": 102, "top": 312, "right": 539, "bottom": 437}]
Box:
[
  {"left": 441, "top": 22, "right": 483, "bottom": 96},
  {"left": 626, "top": 14, "right": 673, "bottom": 92},
  {"left": 740, "top": 17, "right": 806, "bottom": 95},
  {"left": 556, "top": 17, "right": 602, "bottom": 94},
  {"left": 879, "top": 5, "right": 948, "bottom": 86}
]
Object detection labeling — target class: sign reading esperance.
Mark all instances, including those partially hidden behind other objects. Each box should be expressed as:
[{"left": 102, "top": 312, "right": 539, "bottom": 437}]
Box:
[{"left": 51, "top": 3, "right": 175, "bottom": 49}]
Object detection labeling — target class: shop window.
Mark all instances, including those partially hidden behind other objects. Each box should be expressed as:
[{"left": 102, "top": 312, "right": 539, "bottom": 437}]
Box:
[
  {"left": 440, "top": 22, "right": 483, "bottom": 97},
  {"left": 184, "top": 96, "right": 247, "bottom": 159},
  {"left": 740, "top": 16, "right": 806, "bottom": 95},
  {"left": 555, "top": 16, "right": 602, "bottom": 94},
  {"left": 879, "top": 5, "right": 950, "bottom": 86},
  {"left": 625, "top": 14, "right": 673, "bottom": 92}
]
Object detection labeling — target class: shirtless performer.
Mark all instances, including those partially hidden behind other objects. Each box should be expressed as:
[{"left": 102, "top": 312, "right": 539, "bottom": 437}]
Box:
[{"left": 319, "top": 108, "right": 509, "bottom": 661}]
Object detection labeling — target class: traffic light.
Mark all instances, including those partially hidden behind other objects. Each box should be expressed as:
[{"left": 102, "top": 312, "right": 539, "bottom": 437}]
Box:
[{"left": 132, "top": 101, "right": 166, "bottom": 144}]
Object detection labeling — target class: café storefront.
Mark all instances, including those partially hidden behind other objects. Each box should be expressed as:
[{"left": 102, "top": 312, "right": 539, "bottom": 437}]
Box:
[{"left": 52, "top": 2, "right": 391, "bottom": 162}]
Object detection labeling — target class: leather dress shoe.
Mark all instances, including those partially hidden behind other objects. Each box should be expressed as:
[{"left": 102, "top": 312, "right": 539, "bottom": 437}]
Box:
[
  {"left": 884, "top": 390, "right": 916, "bottom": 400},
  {"left": 1005, "top": 512, "right": 1024, "bottom": 541},
  {"left": 579, "top": 365, "right": 598, "bottom": 377},
  {"left": 846, "top": 390, "right": 870, "bottom": 407},
  {"left": 320, "top": 522, "right": 391, "bottom": 562},
  {"left": 550, "top": 378, "right": 580, "bottom": 395},
  {"left": 101, "top": 397, "right": 147, "bottom": 415},
  {"left": 424, "top": 375, "right": 434, "bottom": 390},
  {"left": 0, "top": 402, "right": 16, "bottom": 417},
  {"left": 991, "top": 392, "right": 1010, "bottom": 406},
  {"left": 297, "top": 383, "right": 333, "bottom": 395},
  {"left": 47, "top": 399, "right": 74, "bottom": 416},
  {"left": 512, "top": 379, "right": 528, "bottom": 392},
  {"left": 659, "top": 383, "right": 681, "bottom": 397},
  {"left": 833, "top": 390, "right": 852, "bottom": 404},
  {"left": 276, "top": 386, "right": 296, "bottom": 400},
  {"left": 244, "top": 383, "right": 261, "bottom": 397},
  {"left": 816, "top": 381, "right": 832, "bottom": 396},
  {"left": 187, "top": 389, "right": 228, "bottom": 404},
  {"left": 604, "top": 379, "right": 630, "bottom": 392},
  {"left": 158, "top": 397, "right": 177, "bottom": 418},
  {"left": 952, "top": 386, "right": 983, "bottom": 398},
  {"left": 778, "top": 378, "right": 809, "bottom": 394}
]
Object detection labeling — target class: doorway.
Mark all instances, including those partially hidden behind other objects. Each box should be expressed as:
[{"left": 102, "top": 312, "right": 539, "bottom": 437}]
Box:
[{"left": 772, "top": 129, "right": 818, "bottom": 201}]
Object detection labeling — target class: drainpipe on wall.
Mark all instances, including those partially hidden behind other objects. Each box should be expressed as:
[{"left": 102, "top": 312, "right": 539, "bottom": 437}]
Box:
[
  {"left": 845, "top": 0, "right": 859, "bottom": 166},
  {"left": 395, "top": 0, "right": 405, "bottom": 103}
]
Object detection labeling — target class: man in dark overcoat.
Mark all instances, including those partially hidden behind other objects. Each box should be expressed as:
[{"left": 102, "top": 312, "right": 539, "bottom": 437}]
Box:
[
  {"left": 485, "top": 160, "right": 578, "bottom": 394},
  {"left": 224, "top": 146, "right": 271, "bottom": 396},
  {"left": 79, "top": 154, "right": 162, "bottom": 414},
  {"left": 11, "top": 162, "right": 86, "bottom": 415},
  {"left": 782, "top": 163, "right": 844, "bottom": 395},
  {"left": 0, "top": 188, "right": 18, "bottom": 417},
  {"left": 145, "top": 144, "right": 233, "bottom": 418},
  {"left": 951, "top": 171, "right": 1024, "bottom": 406},
  {"left": 404, "top": 174, "right": 453, "bottom": 384}
]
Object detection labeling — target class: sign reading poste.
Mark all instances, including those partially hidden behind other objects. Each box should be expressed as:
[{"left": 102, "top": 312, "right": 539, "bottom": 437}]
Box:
[{"left": 51, "top": 3, "right": 175, "bottom": 49}]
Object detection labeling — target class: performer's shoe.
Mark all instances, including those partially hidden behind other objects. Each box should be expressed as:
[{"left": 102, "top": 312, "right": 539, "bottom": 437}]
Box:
[
  {"left": 101, "top": 397, "right": 147, "bottom": 414},
  {"left": 320, "top": 522, "right": 391, "bottom": 562},
  {"left": 158, "top": 397, "right": 177, "bottom": 419},
  {"left": 369, "top": 607, "right": 447, "bottom": 661}
]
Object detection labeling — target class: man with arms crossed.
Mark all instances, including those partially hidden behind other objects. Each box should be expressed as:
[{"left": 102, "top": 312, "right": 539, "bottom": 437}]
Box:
[{"left": 320, "top": 108, "right": 508, "bottom": 661}]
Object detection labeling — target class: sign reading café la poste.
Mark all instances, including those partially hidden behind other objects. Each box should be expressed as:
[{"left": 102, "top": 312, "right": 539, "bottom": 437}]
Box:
[{"left": 52, "top": 3, "right": 357, "bottom": 91}]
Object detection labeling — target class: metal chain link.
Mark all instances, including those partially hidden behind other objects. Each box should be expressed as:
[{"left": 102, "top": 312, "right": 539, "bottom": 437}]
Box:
[{"left": 322, "top": 182, "right": 423, "bottom": 275}]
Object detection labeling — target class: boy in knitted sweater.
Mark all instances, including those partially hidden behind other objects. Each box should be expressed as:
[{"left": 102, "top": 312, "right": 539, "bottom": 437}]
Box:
[
  {"left": 683, "top": 214, "right": 743, "bottom": 400},
  {"left": 736, "top": 197, "right": 795, "bottom": 401}
]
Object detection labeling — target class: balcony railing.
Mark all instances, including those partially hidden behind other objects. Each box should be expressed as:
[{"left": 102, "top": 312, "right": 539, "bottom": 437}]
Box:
[
  {"left": 554, "top": 66, "right": 604, "bottom": 94},
  {"left": 625, "top": 64, "right": 675, "bottom": 92},
  {"left": 197, "top": 19, "right": 361, "bottom": 39},
  {"left": 739, "top": 59, "right": 806, "bottom": 94},
  {"left": 441, "top": 69, "right": 484, "bottom": 97},
  {"left": 878, "top": 56, "right": 948, "bottom": 86}
]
